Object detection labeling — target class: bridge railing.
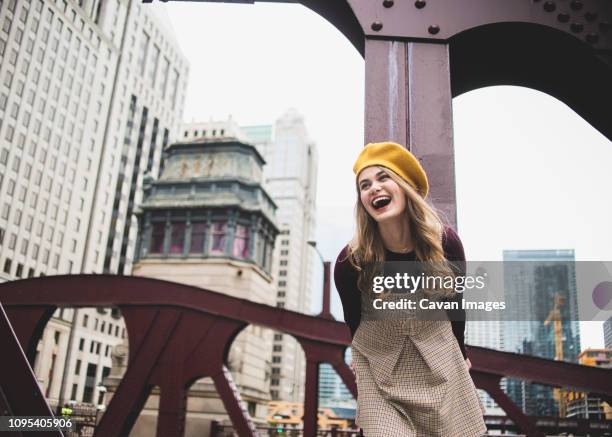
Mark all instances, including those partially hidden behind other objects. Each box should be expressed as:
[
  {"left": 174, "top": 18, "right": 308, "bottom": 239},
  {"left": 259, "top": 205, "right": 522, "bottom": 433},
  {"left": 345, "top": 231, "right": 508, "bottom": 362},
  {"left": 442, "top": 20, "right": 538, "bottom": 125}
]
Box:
[{"left": 1, "top": 275, "right": 611, "bottom": 437}]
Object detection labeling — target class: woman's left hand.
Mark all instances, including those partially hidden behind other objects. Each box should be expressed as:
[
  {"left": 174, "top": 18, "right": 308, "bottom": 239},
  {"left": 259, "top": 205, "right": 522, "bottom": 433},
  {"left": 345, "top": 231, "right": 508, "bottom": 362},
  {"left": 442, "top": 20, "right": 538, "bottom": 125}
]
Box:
[{"left": 465, "top": 358, "right": 472, "bottom": 369}]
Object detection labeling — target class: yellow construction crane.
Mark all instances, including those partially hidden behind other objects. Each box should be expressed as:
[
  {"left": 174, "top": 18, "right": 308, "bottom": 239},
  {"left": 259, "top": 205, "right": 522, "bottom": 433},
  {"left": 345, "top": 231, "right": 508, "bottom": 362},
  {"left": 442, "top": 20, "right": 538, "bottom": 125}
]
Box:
[{"left": 544, "top": 292, "right": 567, "bottom": 417}]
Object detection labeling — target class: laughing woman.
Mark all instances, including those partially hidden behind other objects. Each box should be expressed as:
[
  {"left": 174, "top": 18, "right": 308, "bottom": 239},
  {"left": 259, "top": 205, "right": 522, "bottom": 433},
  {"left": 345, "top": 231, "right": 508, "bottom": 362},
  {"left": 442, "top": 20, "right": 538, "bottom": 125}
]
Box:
[{"left": 334, "top": 142, "right": 487, "bottom": 437}]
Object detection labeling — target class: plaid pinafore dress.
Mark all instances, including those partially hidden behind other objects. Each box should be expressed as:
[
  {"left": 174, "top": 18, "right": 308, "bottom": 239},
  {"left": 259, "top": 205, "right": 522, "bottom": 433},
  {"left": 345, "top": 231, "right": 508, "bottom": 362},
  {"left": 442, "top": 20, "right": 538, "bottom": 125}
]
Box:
[{"left": 351, "top": 318, "right": 487, "bottom": 436}]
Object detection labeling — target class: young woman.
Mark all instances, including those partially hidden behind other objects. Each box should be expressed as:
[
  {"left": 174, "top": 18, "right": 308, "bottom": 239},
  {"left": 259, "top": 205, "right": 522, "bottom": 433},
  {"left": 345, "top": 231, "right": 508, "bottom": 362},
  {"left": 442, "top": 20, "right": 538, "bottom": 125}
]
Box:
[{"left": 334, "top": 142, "right": 487, "bottom": 436}]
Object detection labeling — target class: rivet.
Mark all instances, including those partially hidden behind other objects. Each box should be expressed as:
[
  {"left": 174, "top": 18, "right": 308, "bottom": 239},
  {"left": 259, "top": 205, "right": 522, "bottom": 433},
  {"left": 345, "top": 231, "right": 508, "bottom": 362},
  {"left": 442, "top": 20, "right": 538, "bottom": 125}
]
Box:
[
  {"left": 383, "top": 0, "right": 394, "bottom": 7},
  {"left": 371, "top": 21, "right": 383, "bottom": 31},
  {"left": 585, "top": 33, "right": 599, "bottom": 44},
  {"left": 584, "top": 12, "right": 597, "bottom": 22},
  {"left": 570, "top": 22, "right": 584, "bottom": 33},
  {"left": 599, "top": 22, "right": 610, "bottom": 32},
  {"left": 570, "top": 0, "right": 583, "bottom": 11},
  {"left": 415, "top": 0, "right": 426, "bottom": 9},
  {"left": 557, "top": 13, "right": 570, "bottom": 23},
  {"left": 428, "top": 25, "right": 440, "bottom": 35},
  {"left": 543, "top": 1, "right": 556, "bottom": 12}
]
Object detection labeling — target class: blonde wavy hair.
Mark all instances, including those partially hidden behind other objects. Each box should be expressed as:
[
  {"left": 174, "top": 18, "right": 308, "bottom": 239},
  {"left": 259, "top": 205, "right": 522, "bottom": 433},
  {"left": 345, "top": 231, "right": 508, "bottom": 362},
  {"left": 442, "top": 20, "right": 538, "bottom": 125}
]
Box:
[{"left": 346, "top": 166, "right": 456, "bottom": 299}]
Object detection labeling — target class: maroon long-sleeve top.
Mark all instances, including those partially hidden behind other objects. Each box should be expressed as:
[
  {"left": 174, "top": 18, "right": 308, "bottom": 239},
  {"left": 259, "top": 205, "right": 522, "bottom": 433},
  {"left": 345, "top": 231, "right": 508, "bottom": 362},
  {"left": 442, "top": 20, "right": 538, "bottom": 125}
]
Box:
[{"left": 333, "top": 226, "right": 468, "bottom": 359}]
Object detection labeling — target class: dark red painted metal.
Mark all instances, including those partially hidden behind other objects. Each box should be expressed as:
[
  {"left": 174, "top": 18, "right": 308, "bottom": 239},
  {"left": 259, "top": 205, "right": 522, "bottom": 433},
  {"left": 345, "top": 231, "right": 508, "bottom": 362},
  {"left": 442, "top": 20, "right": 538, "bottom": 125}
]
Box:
[
  {"left": 0, "top": 303, "right": 64, "bottom": 437},
  {"left": 2, "top": 276, "right": 612, "bottom": 437},
  {"left": 364, "top": 39, "right": 457, "bottom": 226},
  {"left": 317, "top": 261, "right": 334, "bottom": 320},
  {"left": 474, "top": 371, "right": 543, "bottom": 437},
  {"left": 155, "top": 0, "right": 612, "bottom": 142}
]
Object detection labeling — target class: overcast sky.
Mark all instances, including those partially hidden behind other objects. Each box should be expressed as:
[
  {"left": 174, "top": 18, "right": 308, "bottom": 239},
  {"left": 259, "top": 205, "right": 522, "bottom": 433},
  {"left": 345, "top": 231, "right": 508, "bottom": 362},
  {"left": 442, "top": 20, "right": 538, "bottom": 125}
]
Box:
[{"left": 152, "top": 1, "right": 610, "bottom": 350}]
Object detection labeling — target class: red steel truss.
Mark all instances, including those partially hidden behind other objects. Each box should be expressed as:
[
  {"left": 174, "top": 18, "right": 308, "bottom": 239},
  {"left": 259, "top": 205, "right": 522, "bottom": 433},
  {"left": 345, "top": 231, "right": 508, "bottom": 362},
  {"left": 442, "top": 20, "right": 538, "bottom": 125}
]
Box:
[{"left": 1, "top": 276, "right": 611, "bottom": 437}]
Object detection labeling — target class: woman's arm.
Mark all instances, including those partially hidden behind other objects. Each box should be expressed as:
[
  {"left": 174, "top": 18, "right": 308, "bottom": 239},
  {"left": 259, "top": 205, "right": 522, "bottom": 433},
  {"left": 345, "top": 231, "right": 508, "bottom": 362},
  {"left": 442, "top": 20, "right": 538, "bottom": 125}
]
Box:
[
  {"left": 442, "top": 226, "right": 468, "bottom": 360},
  {"left": 333, "top": 245, "right": 362, "bottom": 339}
]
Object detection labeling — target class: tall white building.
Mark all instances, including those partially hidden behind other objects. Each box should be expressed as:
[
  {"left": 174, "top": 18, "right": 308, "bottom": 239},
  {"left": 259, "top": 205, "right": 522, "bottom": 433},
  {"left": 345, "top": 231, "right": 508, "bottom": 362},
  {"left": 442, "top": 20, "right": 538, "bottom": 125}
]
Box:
[
  {"left": 182, "top": 109, "right": 319, "bottom": 402},
  {"left": 0, "top": 0, "right": 188, "bottom": 407}
]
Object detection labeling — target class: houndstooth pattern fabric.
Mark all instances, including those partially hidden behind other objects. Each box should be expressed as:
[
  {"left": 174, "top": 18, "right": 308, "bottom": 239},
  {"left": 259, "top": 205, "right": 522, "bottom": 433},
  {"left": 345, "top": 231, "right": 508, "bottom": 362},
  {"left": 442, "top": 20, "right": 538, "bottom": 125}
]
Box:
[{"left": 352, "top": 320, "right": 487, "bottom": 437}]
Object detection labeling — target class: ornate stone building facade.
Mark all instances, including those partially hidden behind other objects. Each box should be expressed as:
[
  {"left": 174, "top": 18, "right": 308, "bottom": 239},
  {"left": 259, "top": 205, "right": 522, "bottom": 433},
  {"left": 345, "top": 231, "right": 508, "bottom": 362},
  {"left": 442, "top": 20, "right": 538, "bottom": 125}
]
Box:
[{"left": 124, "top": 137, "right": 279, "bottom": 434}]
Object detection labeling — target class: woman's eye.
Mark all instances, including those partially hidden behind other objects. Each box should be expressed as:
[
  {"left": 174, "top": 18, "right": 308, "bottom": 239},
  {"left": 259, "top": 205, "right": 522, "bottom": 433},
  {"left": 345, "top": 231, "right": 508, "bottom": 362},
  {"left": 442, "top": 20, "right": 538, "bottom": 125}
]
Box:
[{"left": 379, "top": 175, "right": 388, "bottom": 181}]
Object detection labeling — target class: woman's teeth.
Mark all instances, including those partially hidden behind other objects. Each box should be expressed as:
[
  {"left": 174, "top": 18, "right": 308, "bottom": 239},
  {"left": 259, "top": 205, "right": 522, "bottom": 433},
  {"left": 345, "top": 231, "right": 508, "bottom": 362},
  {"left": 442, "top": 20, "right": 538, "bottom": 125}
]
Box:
[{"left": 372, "top": 196, "right": 391, "bottom": 210}]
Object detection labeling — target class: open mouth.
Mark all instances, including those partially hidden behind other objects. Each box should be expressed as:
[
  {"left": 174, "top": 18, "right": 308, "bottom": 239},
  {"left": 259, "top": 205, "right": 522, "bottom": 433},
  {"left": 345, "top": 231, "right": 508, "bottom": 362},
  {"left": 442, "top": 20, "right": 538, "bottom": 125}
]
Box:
[{"left": 371, "top": 196, "right": 391, "bottom": 210}]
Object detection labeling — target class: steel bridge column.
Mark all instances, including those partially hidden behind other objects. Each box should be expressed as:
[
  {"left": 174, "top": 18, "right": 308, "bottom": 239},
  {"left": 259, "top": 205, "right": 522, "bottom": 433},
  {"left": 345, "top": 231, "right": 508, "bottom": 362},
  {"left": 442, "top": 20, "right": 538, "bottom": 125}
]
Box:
[{"left": 364, "top": 39, "right": 457, "bottom": 228}]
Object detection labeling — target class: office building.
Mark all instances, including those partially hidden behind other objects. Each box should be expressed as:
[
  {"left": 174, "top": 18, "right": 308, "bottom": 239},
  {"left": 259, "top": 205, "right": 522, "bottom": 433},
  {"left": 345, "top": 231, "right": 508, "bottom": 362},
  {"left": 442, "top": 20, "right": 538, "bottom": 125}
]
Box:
[
  {"left": 0, "top": 0, "right": 188, "bottom": 407},
  {"left": 502, "top": 249, "right": 581, "bottom": 417}
]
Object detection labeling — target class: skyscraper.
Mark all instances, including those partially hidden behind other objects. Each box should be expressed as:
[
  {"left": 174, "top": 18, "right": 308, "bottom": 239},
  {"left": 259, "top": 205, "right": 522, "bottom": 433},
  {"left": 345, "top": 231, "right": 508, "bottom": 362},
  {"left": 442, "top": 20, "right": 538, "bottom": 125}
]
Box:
[
  {"left": 246, "top": 110, "right": 318, "bottom": 402},
  {"left": 502, "top": 249, "right": 581, "bottom": 416},
  {"left": 0, "top": 0, "right": 188, "bottom": 406}
]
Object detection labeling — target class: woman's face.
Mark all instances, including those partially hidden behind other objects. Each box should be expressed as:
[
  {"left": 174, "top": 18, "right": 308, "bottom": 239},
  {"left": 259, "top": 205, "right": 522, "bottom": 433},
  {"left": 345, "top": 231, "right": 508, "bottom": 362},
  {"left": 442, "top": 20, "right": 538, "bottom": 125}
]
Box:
[{"left": 357, "top": 166, "right": 407, "bottom": 223}]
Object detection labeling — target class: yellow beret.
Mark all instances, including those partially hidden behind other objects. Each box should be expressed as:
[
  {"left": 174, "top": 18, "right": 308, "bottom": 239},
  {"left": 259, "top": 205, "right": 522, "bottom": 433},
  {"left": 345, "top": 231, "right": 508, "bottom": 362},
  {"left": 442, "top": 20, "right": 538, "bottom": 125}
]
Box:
[{"left": 353, "top": 141, "right": 429, "bottom": 197}]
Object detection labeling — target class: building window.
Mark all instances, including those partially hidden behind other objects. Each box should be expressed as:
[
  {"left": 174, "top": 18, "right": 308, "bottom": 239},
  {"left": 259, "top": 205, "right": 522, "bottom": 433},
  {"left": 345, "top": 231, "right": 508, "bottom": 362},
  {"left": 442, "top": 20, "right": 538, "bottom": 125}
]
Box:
[
  {"left": 82, "top": 314, "right": 89, "bottom": 328},
  {"left": 169, "top": 222, "right": 185, "bottom": 254},
  {"left": 75, "top": 359, "right": 81, "bottom": 375},
  {"left": 3, "top": 258, "right": 11, "bottom": 274},
  {"left": 232, "top": 224, "right": 249, "bottom": 259},
  {"left": 190, "top": 222, "right": 206, "bottom": 253},
  {"left": 210, "top": 222, "right": 226, "bottom": 254},
  {"left": 149, "top": 222, "right": 165, "bottom": 253},
  {"left": 16, "top": 263, "right": 23, "bottom": 277}
]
